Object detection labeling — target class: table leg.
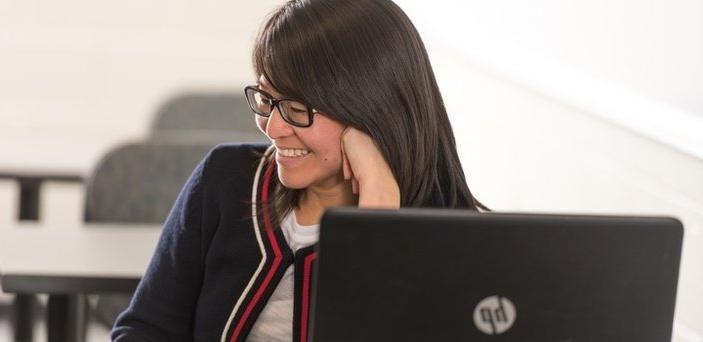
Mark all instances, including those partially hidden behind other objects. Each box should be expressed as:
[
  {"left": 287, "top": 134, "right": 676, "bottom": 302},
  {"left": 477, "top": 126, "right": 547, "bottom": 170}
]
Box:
[
  {"left": 18, "top": 178, "right": 41, "bottom": 222},
  {"left": 11, "top": 294, "right": 35, "bottom": 342},
  {"left": 14, "top": 178, "right": 41, "bottom": 341},
  {"left": 47, "top": 294, "right": 86, "bottom": 342}
]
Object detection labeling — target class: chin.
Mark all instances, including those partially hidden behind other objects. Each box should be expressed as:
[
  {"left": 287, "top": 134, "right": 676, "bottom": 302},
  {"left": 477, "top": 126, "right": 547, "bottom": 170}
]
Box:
[{"left": 277, "top": 170, "right": 312, "bottom": 190}]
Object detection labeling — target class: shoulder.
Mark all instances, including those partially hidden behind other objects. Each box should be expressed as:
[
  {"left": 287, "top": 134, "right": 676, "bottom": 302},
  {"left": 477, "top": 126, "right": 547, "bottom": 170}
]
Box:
[
  {"left": 195, "top": 143, "right": 272, "bottom": 203},
  {"left": 206, "top": 142, "right": 270, "bottom": 164}
]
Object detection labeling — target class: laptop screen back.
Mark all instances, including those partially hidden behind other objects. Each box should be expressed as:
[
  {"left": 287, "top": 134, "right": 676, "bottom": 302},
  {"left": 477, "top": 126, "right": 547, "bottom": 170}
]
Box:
[{"left": 310, "top": 208, "right": 683, "bottom": 342}]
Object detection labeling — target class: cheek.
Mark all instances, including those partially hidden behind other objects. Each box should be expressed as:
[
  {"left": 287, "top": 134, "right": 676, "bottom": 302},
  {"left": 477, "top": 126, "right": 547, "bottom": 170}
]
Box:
[
  {"left": 316, "top": 141, "right": 343, "bottom": 166},
  {"left": 298, "top": 126, "right": 344, "bottom": 166},
  {"left": 255, "top": 116, "right": 268, "bottom": 133},
  {"left": 304, "top": 135, "right": 342, "bottom": 164}
]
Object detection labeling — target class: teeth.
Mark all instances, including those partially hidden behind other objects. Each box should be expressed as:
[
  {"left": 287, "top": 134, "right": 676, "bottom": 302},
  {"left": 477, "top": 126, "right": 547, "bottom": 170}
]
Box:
[{"left": 278, "top": 148, "right": 310, "bottom": 157}]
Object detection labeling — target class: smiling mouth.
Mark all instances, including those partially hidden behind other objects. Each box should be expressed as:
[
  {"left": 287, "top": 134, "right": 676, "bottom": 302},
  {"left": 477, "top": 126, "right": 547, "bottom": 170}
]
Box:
[
  {"left": 275, "top": 148, "right": 311, "bottom": 167},
  {"left": 277, "top": 148, "right": 311, "bottom": 157}
]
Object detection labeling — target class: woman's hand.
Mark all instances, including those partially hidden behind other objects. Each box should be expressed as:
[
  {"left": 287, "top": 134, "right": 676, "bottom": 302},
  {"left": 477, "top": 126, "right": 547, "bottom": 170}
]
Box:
[{"left": 340, "top": 127, "right": 400, "bottom": 209}]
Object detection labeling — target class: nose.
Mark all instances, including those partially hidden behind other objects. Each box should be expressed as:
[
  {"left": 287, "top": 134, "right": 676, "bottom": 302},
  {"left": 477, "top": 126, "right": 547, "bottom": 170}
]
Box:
[{"left": 264, "top": 106, "right": 295, "bottom": 140}]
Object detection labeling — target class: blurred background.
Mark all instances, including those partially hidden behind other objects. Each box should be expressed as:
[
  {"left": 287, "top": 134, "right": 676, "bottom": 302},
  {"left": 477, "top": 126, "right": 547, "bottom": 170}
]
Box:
[{"left": 0, "top": 0, "right": 701, "bottom": 340}]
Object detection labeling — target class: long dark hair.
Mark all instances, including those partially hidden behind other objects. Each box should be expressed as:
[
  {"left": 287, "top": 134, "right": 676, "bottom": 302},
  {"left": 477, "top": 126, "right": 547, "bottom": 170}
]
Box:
[{"left": 252, "top": 0, "right": 488, "bottom": 223}]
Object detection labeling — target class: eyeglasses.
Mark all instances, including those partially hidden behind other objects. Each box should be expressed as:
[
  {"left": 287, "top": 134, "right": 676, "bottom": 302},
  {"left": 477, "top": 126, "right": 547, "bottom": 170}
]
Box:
[{"left": 244, "top": 85, "right": 318, "bottom": 128}]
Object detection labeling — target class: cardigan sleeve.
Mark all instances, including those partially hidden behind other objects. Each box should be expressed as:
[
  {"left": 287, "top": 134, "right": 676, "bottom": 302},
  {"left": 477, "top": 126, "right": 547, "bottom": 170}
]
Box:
[{"left": 111, "top": 150, "right": 212, "bottom": 342}]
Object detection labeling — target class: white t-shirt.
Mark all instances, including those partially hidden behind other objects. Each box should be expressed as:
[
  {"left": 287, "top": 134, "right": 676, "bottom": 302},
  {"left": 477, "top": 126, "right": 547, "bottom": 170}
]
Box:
[{"left": 245, "top": 210, "right": 319, "bottom": 342}]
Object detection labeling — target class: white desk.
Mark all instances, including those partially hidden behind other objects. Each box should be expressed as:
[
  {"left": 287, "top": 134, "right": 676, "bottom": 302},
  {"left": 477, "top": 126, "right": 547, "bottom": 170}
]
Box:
[
  {"left": 0, "top": 223, "right": 162, "bottom": 342},
  {"left": 0, "top": 224, "right": 161, "bottom": 279}
]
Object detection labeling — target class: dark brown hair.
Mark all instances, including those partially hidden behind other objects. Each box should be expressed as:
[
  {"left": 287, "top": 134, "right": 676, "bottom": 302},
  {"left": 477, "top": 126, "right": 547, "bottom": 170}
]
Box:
[{"left": 251, "top": 0, "right": 488, "bottom": 223}]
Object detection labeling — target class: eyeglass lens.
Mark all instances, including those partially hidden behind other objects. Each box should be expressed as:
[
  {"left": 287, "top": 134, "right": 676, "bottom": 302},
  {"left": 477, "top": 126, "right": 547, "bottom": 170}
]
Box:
[{"left": 246, "top": 88, "right": 311, "bottom": 126}]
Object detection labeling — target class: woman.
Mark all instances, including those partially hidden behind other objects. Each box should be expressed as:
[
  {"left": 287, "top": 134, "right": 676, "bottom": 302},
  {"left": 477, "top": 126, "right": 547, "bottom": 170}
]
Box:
[{"left": 111, "top": 0, "right": 485, "bottom": 341}]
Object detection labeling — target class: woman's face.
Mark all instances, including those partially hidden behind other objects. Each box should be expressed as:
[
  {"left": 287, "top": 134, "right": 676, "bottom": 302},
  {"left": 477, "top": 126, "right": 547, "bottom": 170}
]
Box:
[{"left": 256, "top": 76, "right": 346, "bottom": 190}]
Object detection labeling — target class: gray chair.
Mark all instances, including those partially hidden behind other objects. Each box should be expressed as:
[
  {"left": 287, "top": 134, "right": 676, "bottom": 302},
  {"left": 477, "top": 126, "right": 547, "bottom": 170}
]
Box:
[
  {"left": 84, "top": 141, "right": 216, "bottom": 328},
  {"left": 149, "top": 92, "right": 267, "bottom": 144}
]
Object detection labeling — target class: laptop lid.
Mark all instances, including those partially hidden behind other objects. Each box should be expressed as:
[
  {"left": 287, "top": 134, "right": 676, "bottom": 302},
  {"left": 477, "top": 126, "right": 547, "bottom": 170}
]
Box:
[{"left": 310, "top": 208, "right": 683, "bottom": 342}]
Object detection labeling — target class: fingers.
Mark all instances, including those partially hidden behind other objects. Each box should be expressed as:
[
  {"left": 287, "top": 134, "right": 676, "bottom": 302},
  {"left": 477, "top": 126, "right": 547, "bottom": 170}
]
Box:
[
  {"left": 341, "top": 138, "right": 351, "bottom": 180},
  {"left": 343, "top": 134, "right": 357, "bottom": 194},
  {"left": 352, "top": 177, "right": 359, "bottom": 195},
  {"left": 342, "top": 126, "right": 360, "bottom": 195}
]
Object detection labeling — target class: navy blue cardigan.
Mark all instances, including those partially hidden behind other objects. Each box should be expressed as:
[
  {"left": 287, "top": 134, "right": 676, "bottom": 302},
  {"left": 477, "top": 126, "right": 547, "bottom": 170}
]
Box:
[{"left": 111, "top": 143, "right": 318, "bottom": 342}]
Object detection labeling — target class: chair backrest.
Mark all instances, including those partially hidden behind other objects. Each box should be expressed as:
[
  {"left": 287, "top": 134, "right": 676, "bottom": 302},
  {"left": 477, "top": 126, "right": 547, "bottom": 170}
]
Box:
[
  {"left": 149, "top": 92, "right": 267, "bottom": 144},
  {"left": 84, "top": 142, "right": 214, "bottom": 223}
]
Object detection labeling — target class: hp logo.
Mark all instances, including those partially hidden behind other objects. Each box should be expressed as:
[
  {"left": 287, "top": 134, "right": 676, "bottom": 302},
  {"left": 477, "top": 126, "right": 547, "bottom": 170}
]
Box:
[{"left": 473, "top": 296, "right": 516, "bottom": 335}]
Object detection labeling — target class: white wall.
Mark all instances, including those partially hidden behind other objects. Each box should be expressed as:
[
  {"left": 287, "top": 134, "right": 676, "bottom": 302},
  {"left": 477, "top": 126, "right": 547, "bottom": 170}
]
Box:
[
  {"left": 397, "top": 0, "right": 703, "bottom": 115},
  {"left": 397, "top": 0, "right": 703, "bottom": 160},
  {"left": 0, "top": 0, "right": 284, "bottom": 169}
]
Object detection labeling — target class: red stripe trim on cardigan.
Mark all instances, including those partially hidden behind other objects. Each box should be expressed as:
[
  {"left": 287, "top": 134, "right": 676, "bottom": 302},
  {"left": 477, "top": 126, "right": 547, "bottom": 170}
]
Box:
[
  {"left": 229, "top": 162, "right": 283, "bottom": 342},
  {"left": 300, "top": 252, "right": 318, "bottom": 342}
]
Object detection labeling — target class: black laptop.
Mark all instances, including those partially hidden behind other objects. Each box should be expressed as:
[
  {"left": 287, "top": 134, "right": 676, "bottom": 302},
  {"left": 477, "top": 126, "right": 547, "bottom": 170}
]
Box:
[{"left": 310, "top": 208, "right": 683, "bottom": 342}]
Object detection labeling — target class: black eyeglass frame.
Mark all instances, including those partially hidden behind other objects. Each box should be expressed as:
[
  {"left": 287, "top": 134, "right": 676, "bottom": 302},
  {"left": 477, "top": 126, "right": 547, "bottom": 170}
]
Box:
[{"left": 244, "top": 85, "right": 319, "bottom": 128}]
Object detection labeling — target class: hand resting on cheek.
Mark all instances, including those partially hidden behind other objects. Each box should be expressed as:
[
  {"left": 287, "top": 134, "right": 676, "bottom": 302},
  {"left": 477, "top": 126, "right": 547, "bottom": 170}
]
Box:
[{"left": 340, "top": 127, "right": 400, "bottom": 209}]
